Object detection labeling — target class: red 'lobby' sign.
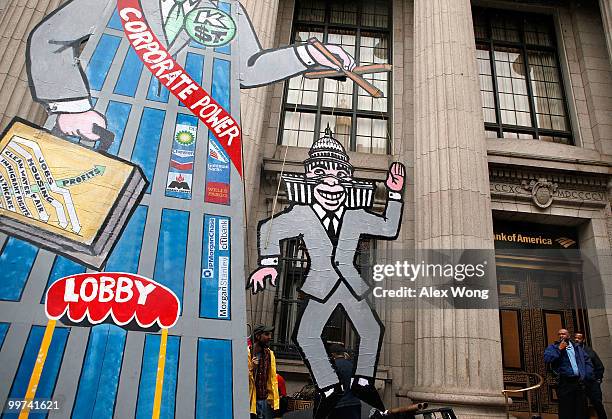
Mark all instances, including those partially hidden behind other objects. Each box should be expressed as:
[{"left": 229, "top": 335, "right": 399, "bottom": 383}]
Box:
[{"left": 45, "top": 273, "right": 180, "bottom": 329}]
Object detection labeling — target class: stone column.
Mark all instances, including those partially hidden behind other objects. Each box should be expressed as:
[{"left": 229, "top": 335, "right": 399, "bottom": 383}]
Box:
[
  {"left": 239, "top": 0, "right": 281, "bottom": 219},
  {"left": 406, "top": 0, "right": 506, "bottom": 417},
  {"left": 0, "top": 0, "right": 62, "bottom": 130},
  {"left": 600, "top": 0, "right": 612, "bottom": 62}
]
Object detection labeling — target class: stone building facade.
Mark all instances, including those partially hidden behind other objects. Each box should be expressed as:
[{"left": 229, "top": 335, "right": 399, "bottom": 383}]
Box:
[{"left": 0, "top": 0, "right": 610, "bottom": 418}]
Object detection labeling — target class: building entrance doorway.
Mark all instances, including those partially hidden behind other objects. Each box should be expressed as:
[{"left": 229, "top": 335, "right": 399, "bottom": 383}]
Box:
[
  {"left": 497, "top": 265, "right": 589, "bottom": 417},
  {"left": 494, "top": 220, "right": 590, "bottom": 418}
]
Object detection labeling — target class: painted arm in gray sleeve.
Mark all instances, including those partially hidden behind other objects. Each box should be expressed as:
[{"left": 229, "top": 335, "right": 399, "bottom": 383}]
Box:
[
  {"left": 257, "top": 209, "right": 300, "bottom": 259},
  {"left": 237, "top": 3, "right": 307, "bottom": 88},
  {"left": 237, "top": 3, "right": 355, "bottom": 89},
  {"left": 27, "top": 0, "right": 109, "bottom": 111},
  {"left": 360, "top": 198, "right": 403, "bottom": 238},
  {"left": 249, "top": 208, "right": 301, "bottom": 294},
  {"left": 359, "top": 162, "right": 406, "bottom": 238}
]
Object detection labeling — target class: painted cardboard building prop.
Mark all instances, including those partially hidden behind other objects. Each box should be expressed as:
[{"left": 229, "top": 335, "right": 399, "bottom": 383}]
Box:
[
  {"left": 14, "top": 0, "right": 378, "bottom": 268},
  {"left": 249, "top": 127, "right": 405, "bottom": 419},
  {"left": 0, "top": 0, "right": 391, "bottom": 416}
]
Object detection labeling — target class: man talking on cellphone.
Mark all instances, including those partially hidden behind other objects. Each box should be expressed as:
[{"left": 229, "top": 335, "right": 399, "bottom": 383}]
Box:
[{"left": 544, "top": 328, "right": 594, "bottom": 419}]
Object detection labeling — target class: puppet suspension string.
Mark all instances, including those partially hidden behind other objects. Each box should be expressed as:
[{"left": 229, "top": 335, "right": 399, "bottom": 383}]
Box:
[
  {"left": 381, "top": 107, "right": 395, "bottom": 161},
  {"left": 376, "top": 71, "right": 397, "bottom": 162},
  {"left": 264, "top": 75, "right": 305, "bottom": 250}
]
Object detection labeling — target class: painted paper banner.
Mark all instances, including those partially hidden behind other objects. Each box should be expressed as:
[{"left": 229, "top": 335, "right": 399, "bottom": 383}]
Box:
[
  {"left": 204, "top": 135, "right": 231, "bottom": 205},
  {"left": 200, "top": 215, "right": 231, "bottom": 319},
  {"left": 117, "top": 0, "right": 243, "bottom": 176},
  {"left": 45, "top": 272, "right": 181, "bottom": 329},
  {"left": 166, "top": 114, "right": 197, "bottom": 199}
]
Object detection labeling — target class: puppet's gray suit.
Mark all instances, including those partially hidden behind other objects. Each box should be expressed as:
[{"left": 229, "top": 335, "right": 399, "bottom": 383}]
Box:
[
  {"left": 258, "top": 197, "right": 403, "bottom": 388},
  {"left": 27, "top": 0, "right": 312, "bottom": 109}
]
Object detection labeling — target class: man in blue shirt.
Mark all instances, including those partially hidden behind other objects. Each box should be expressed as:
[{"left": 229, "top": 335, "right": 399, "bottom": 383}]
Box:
[{"left": 544, "top": 328, "right": 594, "bottom": 419}]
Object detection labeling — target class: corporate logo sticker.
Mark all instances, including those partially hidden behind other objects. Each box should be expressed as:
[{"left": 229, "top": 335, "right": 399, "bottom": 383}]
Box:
[
  {"left": 166, "top": 116, "right": 197, "bottom": 199},
  {"left": 175, "top": 129, "right": 195, "bottom": 146},
  {"left": 205, "top": 136, "right": 231, "bottom": 205},
  {"left": 200, "top": 214, "right": 231, "bottom": 320}
]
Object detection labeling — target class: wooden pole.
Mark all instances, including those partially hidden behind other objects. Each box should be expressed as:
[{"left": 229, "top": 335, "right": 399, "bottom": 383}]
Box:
[
  {"left": 304, "top": 64, "right": 392, "bottom": 79},
  {"left": 152, "top": 328, "right": 169, "bottom": 419},
  {"left": 19, "top": 320, "right": 57, "bottom": 419},
  {"left": 309, "top": 38, "right": 384, "bottom": 98}
]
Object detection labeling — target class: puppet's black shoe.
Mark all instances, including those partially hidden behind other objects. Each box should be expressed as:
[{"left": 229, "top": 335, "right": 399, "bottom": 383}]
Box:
[
  {"left": 314, "top": 383, "right": 343, "bottom": 419},
  {"left": 351, "top": 375, "right": 385, "bottom": 411}
]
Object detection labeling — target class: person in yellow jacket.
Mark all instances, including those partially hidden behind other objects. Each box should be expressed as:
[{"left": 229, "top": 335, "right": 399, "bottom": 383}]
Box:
[{"left": 249, "top": 325, "right": 280, "bottom": 419}]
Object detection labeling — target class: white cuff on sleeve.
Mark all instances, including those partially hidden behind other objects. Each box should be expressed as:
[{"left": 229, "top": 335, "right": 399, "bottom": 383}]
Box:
[
  {"left": 295, "top": 45, "right": 315, "bottom": 66},
  {"left": 388, "top": 191, "right": 402, "bottom": 201},
  {"left": 261, "top": 257, "right": 279, "bottom": 266},
  {"left": 47, "top": 99, "right": 92, "bottom": 114}
]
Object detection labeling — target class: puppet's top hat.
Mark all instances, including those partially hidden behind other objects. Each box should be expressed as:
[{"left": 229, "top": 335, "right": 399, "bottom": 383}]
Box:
[{"left": 305, "top": 125, "right": 353, "bottom": 173}]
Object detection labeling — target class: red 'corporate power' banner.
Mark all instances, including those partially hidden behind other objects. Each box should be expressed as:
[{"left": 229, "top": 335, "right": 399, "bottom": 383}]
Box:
[
  {"left": 45, "top": 273, "right": 180, "bottom": 329},
  {"left": 116, "top": 0, "right": 243, "bottom": 177}
]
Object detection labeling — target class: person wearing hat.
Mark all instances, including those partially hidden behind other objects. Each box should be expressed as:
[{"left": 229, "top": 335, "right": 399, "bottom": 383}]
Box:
[
  {"left": 249, "top": 325, "right": 280, "bottom": 419},
  {"left": 248, "top": 127, "right": 405, "bottom": 418}
]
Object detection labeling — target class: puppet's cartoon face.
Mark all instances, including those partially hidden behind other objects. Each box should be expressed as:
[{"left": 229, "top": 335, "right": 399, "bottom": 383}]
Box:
[{"left": 306, "top": 165, "right": 351, "bottom": 211}]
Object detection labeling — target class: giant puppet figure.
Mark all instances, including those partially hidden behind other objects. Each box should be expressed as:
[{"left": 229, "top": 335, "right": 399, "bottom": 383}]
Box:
[
  {"left": 27, "top": 0, "right": 355, "bottom": 145},
  {"left": 249, "top": 127, "right": 405, "bottom": 418}
]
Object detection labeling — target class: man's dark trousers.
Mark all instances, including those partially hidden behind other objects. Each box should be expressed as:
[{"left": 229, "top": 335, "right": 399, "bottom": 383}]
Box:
[
  {"left": 585, "top": 379, "right": 607, "bottom": 419},
  {"left": 558, "top": 376, "right": 588, "bottom": 419},
  {"left": 328, "top": 406, "right": 361, "bottom": 419}
]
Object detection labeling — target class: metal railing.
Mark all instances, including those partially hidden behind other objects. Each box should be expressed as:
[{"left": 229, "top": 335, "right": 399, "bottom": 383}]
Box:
[{"left": 502, "top": 372, "right": 544, "bottom": 419}]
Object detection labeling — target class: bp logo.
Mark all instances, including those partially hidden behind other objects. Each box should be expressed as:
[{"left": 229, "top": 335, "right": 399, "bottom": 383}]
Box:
[
  {"left": 175, "top": 130, "right": 195, "bottom": 145},
  {"left": 185, "top": 7, "right": 236, "bottom": 47}
]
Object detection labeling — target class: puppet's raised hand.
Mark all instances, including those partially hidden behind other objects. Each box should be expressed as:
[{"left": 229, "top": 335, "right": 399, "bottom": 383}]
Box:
[
  {"left": 247, "top": 267, "right": 278, "bottom": 294},
  {"left": 57, "top": 110, "right": 107, "bottom": 142},
  {"left": 385, "top": 162, "right": 406, "bottom": 193}
]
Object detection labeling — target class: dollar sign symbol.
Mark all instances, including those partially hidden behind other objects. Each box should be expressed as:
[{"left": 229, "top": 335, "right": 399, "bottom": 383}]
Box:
[{"left": 194, "top": 24, "right": 212, "bottom": 43}]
